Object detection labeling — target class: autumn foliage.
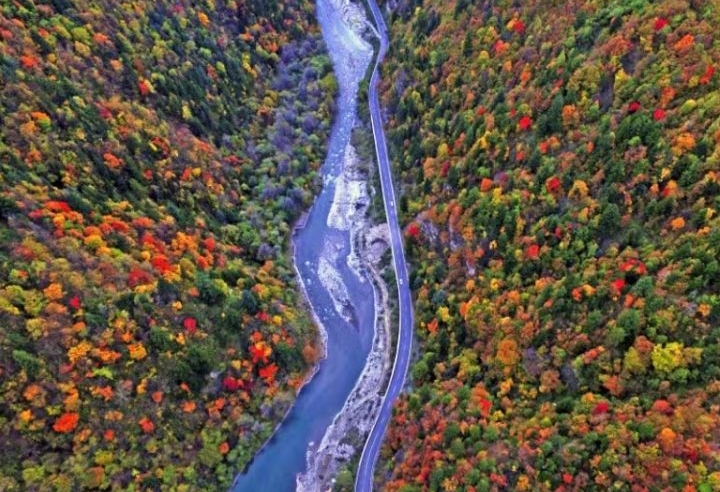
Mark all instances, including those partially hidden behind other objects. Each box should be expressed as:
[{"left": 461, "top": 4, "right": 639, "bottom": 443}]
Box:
[
  {"left": 52, "top": 412, "right": 79, "bottom": 434},
  {"left": 375, "top": 0, "right": 720, "bottom": 490},
  {"left": 0, "top": 0, "right": 331, "bottom": 489}
]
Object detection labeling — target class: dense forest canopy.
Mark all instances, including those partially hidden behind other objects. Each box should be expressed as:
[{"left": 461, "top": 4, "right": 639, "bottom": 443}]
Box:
[
  {"left": 376, "top": 0, "right": 720, "bottom": 490},
  {"left": 0, "top": 0, "right": 335, "bottom": 489}
]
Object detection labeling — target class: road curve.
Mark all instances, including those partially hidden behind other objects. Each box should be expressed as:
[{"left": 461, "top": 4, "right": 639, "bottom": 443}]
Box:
[{"left": 355, "top": 2, "right": 414, "bottom": 491}]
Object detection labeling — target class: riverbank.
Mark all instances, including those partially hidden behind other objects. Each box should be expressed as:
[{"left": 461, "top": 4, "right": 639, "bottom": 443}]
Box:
[
  {"left": 297, "top": 135, "right": 393, "bottom": 490},
  {"left": 230, "top": 0, "right": 378, "bottom": 488},
  {"left": 294, "top": 0, "right": 396, "bottom": 489}
]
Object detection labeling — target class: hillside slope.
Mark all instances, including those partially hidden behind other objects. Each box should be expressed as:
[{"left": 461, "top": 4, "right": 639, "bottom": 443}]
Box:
[
  {"left": 0, "top": 0, "right": 334, "bottom": 489},
  {"left": 377, "top": 0, "right": 720, "bottom": 490}
]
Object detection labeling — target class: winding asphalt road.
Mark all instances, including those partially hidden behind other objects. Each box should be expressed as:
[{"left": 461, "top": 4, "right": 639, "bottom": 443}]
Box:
[{"left": 355, "top": 1, "right": 414, "bottom": 491}]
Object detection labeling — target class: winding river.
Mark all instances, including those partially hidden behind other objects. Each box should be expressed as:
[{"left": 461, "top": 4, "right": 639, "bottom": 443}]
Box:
[{"left": 231, "top": 1, "right": 375, "bottom": 490}]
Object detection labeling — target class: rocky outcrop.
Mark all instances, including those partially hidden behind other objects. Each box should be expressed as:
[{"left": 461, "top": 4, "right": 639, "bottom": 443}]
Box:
[{"left": 330, "top": 0, "right": 380, "bottom": 39}]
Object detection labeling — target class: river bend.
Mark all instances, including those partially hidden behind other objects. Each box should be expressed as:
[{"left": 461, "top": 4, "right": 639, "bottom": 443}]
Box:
[{"left": 230, "top": 1, "right": 374, "bottom": 490}]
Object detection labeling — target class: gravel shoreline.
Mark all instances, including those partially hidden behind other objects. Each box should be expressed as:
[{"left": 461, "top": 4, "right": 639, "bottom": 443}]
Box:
[
  {"left": 297, "top": 1, "right": 391, "bottom": 489},
  {"left": 297, "top": 138, "right": 392, "bottom": 491}
]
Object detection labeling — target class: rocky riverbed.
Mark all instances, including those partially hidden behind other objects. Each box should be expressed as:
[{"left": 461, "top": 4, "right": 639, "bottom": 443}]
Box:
[
  {"left": 231, "top": 0, "right": 388, "bottom": 489},
  {"left": 295, "top": 1, "right": 394, "bottom": 490},
  {"left": 297, "top": 141, "right": 393, "bottom": 491}
]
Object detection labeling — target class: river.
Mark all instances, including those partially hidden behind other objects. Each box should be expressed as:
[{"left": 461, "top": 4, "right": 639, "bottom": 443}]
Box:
[{"left": 230, "top": 1, "right": 374, "bottom": 491}]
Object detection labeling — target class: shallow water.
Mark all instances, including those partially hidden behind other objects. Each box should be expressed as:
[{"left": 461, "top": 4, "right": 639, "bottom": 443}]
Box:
[{"left": 230, "top": 1, "right": 374, "bottom": 491}]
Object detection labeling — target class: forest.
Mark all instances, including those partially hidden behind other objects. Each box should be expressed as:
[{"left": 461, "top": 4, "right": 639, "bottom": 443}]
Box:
[
  {"left": 375, "top": 0, "right": 720, "bottom": 490},
  {"left": 0, "top": 0, "right": 335, "bottom": 489}
]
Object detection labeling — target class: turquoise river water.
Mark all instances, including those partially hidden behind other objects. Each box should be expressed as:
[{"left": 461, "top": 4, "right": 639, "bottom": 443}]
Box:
[{"left": 231, "top": 0, "right": 375, "bottom": 490}]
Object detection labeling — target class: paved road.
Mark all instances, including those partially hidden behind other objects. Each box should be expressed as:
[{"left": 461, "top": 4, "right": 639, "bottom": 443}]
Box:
[{"left": 355, "top": 2, "right": 414, "bottom": 491}]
